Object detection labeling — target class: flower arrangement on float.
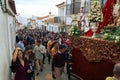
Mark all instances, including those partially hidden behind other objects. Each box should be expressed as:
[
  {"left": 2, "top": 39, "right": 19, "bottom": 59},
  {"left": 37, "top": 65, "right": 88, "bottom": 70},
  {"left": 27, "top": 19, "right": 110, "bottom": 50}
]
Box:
[
  {"left": 88, "top": 0, "right": 103, "bottom": 23},
  {"left": 68, "top": 24, "right": 82, "bottom": 37},
  {"left": 98, "top": 26, "right": 120, "bottom": 46},
  {"left": 88, "top": 0, "right": 103, "bottom": 38}
]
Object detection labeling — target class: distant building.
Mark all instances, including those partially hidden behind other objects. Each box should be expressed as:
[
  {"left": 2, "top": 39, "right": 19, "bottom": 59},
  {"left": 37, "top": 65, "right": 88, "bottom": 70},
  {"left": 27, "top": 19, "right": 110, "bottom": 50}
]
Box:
[
  {"left": 27, "top": 18, "right": 38, "bottom": 29},
  {"left": 65, "top": 0, "right": 106, "bottom": 32},
  {"left": 16, "top": 21, "right": 23, "bottom": 30},
  {"left": 37, "top": 12, "right": 59, "bottom": 33},
  {"left": 16, "top": 16, "right": 28, "bottom": 30},
  {"left": 37, "top": 15, "right": 50, "bottom": 29},
  {"left": 0, "top": 0, "right": 16, "bottom": 80},
  {"left": 16, "top": 12, "right": 59, "bottom": 33},
  {"left": 44, "top": 16, "right": 59, "bottom": 33}
]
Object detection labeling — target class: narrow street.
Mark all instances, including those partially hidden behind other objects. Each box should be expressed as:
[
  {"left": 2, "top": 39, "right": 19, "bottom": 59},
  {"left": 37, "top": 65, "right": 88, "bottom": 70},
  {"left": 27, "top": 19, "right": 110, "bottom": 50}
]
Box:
[
  {"left": 1, "top": 0, "right": 116, "bottom": 80},
  {"left": 34, "top": 57, "right": 78, "bottom": 80}
]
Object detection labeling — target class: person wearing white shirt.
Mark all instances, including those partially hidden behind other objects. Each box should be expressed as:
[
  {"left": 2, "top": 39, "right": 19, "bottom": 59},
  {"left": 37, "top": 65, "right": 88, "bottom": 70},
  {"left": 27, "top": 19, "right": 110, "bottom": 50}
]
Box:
[{"left": 33, "top": 40, "right": 46, "bottom": 72}]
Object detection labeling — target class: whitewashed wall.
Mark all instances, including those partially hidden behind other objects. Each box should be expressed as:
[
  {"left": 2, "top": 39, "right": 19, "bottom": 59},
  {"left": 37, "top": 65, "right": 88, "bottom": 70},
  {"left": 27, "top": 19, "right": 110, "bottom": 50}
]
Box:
[
  {"left": 36, "top": 20, "right": 42, "bottom": 29},
  {"left": 0, "top": 0, "right": 16, "bottom": 80},
  {"left": 47, "top": 24, "right": 58, "bottom": 33}
]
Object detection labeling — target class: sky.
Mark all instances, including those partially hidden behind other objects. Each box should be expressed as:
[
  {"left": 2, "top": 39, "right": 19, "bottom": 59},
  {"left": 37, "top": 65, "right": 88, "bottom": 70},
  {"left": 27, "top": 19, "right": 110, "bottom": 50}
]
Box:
[{"left": 15, "top": 0, "right": 66, "bottom": 18}]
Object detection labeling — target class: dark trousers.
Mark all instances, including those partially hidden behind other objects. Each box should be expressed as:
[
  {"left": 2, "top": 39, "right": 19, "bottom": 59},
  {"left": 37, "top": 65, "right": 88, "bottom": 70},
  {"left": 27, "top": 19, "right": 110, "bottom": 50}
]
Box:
[
  {"left": 52, "top": 59, "right": 55, "bottom": 77},
  {"left": 43, "top": 54, "right": 45, "bottom": 64},
  {"left": 66, "top": 62, "right": 71, "bottom": 80},
  {"left": 46, "top": 51, "right": 51, "bottom": 64},
  {"left": 48, "top": 53, "right": 51, "bottom": 64}
]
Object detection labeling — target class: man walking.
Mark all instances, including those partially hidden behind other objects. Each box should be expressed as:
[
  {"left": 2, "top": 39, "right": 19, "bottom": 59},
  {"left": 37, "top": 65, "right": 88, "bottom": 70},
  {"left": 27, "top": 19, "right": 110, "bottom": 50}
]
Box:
[
  {"left": 33, "top": 40, "right": 46, "bottom": 72},
  {"left": 53, "top": 44, "right": 66, "bottom": 80}
]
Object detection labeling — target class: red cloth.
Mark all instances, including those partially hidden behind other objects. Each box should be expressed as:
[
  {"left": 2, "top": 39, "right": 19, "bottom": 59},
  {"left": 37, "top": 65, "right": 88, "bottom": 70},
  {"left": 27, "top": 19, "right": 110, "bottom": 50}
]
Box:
[
  {"left": 97, "top": 0, "right": 115, "bottom": 32},
  {"left": 71, "top": 48, "right": 115, "bottom": 80},
  {"left": 84, "top": 29, "right": 93, "bottom": 36},
  {"left": 84, "top": 0, "right": 115, "bottom": 36}
]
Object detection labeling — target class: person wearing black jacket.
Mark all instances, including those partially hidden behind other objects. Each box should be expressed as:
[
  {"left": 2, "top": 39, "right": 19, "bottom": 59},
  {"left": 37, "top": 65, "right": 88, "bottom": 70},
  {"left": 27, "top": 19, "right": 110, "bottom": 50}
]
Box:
[
  {"left": 42, "top": 37, "right": 48, "bottom": 64},
  {"left": 53, "top": 44, "right": 66, "bottom": 80}
]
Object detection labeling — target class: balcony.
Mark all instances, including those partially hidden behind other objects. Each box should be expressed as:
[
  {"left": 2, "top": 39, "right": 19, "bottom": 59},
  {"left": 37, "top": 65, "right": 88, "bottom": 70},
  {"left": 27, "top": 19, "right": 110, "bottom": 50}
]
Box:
[
  {"left": 54, "top": 16, "right": 65, "bottom": 24},
  {"left": 66, "top": 2, "right": 80, "bottom": 15}
]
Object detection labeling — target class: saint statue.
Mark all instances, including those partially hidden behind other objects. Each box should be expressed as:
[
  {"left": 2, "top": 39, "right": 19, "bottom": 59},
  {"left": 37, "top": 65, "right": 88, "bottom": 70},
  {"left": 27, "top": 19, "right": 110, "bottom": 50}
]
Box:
[
  {"left": 80, "top": 7, "right": 85, "bottom": 31},
  {"left": 80, "top": 7, "right": 90, "bottom": 32},
  {"left": 84, "top": 0, "right": 117, "bottom": 36}
]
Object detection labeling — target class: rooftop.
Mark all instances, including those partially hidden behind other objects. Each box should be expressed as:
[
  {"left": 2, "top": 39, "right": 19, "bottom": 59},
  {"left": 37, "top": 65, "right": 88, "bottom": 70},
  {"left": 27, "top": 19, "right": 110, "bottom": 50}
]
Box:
[
  {"left": 37, "top": 16, "right": 49, "bottom": 20},
  {"left": 9, "top": 0, "right": 17, "bottom": 14},
  {"left": 56, "top": 2, "right": 65, "bottom": 8}
]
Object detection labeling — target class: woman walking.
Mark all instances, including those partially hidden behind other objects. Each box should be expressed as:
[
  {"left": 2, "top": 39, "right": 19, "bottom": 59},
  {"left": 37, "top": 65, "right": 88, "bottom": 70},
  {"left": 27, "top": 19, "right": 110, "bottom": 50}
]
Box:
[{"left": 12, "top": 48, "right": 29, "bottom": 80}]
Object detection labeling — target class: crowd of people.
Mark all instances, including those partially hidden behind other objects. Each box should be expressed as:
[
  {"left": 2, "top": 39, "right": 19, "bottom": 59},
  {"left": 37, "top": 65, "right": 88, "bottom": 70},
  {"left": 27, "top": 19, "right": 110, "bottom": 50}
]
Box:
[
  {"left": 11, "top": 29, "right": 70, "bottom": 80},
  {"left": 10, "top": 28, "right": 120, "bottom": 80}
]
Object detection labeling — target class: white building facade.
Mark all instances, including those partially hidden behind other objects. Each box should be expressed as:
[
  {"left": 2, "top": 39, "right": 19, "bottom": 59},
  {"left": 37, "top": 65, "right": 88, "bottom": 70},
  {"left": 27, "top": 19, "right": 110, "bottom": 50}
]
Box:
[
  {"left": 16, "top": 16, "right": 28, "bottom": 30},
  {"left": 56, "top": 2, "right": 68, "bottom": 32},
  {"left": 47, "top": 23, "right": 59, "bottom": 33},
  {"left": 65, "top": 0, "right": 106, "bottom": 32},
  {"left": 0, "top": 0, "right": 16, "bottom": 80}
]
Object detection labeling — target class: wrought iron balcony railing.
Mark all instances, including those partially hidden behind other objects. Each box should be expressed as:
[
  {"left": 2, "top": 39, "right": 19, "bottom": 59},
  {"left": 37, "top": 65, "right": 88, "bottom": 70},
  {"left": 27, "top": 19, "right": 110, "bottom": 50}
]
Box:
[
  {"left": 54, "top": 16, "right": 66, "bottom": 24},
  {"left": 66, "top": 2, "right": 80, "bottom": 15}
]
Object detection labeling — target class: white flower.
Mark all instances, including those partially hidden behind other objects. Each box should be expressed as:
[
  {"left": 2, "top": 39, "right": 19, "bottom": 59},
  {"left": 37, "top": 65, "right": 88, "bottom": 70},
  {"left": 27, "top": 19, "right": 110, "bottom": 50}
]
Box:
[
  {"left": 75, "top": 32, "right": 78, "bottom": 34},
  {"left": 115, "top": 40, "right": 118, "bottom": 43},
  {"left": 95, "top": 18, "right": 99, "bottom": 21},
  {"left": 103, "top": 33, "right": 108, "bottom": 38},
  {"left": 72, "top": 31, "right": 74, "bottom": 34},
  {"left": 116, "top": 36, "right": 120, "bottom": 40},
  {"left": 68, "top": 33, "right": 71, "bottom": 35}
]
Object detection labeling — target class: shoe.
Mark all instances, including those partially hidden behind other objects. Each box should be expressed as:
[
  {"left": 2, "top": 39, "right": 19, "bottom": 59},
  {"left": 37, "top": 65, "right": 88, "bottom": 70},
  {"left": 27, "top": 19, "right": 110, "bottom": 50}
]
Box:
[
  {"left": 52, "top": 74, "right": 56, "bottom": 79},
  {"left": 36, "top": 72, "right": 39, "bottom": 76},
  {"left": 48, "top": 62, "right": 50, "bottom": 64},
  {"left": 40, "top": 69, "right": 43, "bottom": 72}
]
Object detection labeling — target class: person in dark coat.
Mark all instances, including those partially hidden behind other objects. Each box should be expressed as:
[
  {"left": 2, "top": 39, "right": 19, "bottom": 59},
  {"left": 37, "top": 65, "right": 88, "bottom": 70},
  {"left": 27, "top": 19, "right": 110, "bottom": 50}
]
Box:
[{"left": 53, "top": 44, "right": 66, "bottom": 80}]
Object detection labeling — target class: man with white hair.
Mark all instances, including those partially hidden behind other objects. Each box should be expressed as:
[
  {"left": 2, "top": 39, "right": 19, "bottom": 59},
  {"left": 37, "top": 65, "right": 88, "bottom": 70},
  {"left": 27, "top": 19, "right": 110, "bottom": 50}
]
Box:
[
  {"left": 113, "top": 63, "right": 120, "bottom": 79},
  {"left": 106, "top": 63, "right": 120, "bottom": 80}
]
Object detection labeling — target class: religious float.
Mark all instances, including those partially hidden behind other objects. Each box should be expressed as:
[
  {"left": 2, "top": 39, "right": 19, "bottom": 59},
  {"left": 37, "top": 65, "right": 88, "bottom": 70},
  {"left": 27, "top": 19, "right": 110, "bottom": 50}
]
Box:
[{"left": 68, "top": 0, "right": 120, "bottom": 80}]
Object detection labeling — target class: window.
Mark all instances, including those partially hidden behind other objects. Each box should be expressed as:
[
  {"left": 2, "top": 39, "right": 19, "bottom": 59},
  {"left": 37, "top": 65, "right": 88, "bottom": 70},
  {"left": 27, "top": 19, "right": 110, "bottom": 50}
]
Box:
[
  {"left": 66, "top": 4, "right": 71, "bottom": 15},
  {"left": 85, "top": 0, "right": 91, "bottom": 13},
  {"left": 66, "top": 0, "right": 80, "bottom": 15}
]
